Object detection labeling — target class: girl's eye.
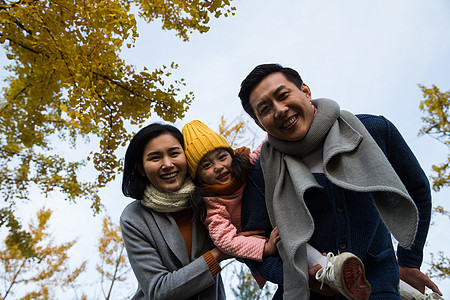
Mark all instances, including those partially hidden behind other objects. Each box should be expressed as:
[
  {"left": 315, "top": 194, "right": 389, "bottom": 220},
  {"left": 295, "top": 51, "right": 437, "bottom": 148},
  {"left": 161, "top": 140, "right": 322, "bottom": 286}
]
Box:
[
  {"left": 219, "top": 154, "right": 228, "bottom": 161},
  {"left": 148, "top": 156, "right": 160, "bottom": 161},
  {"left": 201, "top": 162, "right": 211, "bottom": 170}
]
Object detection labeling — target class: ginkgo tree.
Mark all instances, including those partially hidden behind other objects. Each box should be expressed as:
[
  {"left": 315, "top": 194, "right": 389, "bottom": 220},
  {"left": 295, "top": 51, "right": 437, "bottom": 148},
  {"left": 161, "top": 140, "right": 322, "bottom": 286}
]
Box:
[
  {"left": 0, "top": 0, "right": 236, "bottom": 253},
  {"left": 218, "top": 115, "right": 246, "bottom": 148},
  {"left": 418, "top": 84, "right": 450, "bottom": 279},
  {"left": 0, "top": 208, "right": 87, "bottom": 299},
  {"left": 419, "top": 84, "right": 450, "bottom": 191},
  {"left": 96, "top": 215, "right": 130, "bottom": 300}
]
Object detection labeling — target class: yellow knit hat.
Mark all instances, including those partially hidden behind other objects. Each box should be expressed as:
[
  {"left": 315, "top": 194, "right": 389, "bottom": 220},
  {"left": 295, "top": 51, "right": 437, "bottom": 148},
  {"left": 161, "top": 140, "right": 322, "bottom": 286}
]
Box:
[{"left": 182, "top": 120, "right": 232, "bottom": 179}]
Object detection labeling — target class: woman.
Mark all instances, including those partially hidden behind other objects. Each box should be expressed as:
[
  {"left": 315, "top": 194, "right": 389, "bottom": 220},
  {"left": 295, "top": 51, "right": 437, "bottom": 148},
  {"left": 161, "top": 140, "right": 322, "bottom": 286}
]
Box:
[{"left": 120, "top": 123, "right": 228, "bottom": 300}]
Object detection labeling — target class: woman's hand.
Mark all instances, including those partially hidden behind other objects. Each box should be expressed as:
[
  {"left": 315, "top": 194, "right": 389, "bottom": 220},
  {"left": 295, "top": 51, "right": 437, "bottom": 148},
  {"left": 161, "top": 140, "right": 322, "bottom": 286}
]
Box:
[
  {"left": 263, "top": 227, "right": 281, "bottom": 256},
  {"left": 210, "top": 247, "right": 233, "bottom": 263}
]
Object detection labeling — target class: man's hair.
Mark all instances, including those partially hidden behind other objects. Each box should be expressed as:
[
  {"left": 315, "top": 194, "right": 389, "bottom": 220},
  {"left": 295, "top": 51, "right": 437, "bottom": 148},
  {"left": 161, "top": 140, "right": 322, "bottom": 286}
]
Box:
[{"left": 238, "top": 63, "right": 304, "bottom": 120}]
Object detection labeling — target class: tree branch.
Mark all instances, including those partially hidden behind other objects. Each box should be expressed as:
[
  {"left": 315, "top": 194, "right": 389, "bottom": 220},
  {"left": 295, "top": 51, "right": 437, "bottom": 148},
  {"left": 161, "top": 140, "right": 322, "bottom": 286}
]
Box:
[
  {"left": 0, "top": 34, "right": 44, "bottom": 55},
  {"left": 3, "top": 259, "right": 26, "bottom": 299},
  {"left": 105, "top": 245, "right": 125, "bottom": 300}
]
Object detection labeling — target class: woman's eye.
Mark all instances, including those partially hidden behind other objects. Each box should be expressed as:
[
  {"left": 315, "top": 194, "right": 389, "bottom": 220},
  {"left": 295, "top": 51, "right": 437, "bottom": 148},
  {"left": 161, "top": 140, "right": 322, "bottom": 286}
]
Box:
[
  {"left": 219, "top": 154, "right": 227, "bottom": 160},
  {"left": 170, "top": 151, "right": 180, "bottom": 157},
  {"left": 259, "top": 105, "right": 270, "bottom": 115},
  {"left": 148, "top": 156, "right": 160, "bottom": 161}
]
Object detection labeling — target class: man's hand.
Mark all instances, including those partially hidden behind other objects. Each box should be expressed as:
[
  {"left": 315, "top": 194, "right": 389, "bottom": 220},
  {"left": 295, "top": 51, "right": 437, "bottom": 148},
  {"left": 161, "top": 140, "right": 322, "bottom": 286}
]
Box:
[
  {"left": 308, "top": 263, "right": 338, "bottom": 296},
  {"left": 399, "top": 266, "right": 442, "bottom": 296}
]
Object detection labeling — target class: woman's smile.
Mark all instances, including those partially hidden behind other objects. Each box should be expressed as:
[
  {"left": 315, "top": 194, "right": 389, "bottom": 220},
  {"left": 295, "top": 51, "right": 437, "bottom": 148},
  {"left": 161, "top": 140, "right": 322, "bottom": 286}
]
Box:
[{"left": 140, "top": 134, "right": 187, "bottom": 192}]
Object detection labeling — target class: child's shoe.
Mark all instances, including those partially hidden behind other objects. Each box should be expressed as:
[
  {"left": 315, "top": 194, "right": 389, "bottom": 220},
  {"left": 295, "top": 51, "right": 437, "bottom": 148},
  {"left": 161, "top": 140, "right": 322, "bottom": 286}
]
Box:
[
  {"left": 399, "top": 280, "right": 444, "bottom": 300},
  {"left": 315, "top": 252, "right": 371, "bottom": 300},
  {"left": 415, "top": 293, "right": 445, "bottom": 300}
]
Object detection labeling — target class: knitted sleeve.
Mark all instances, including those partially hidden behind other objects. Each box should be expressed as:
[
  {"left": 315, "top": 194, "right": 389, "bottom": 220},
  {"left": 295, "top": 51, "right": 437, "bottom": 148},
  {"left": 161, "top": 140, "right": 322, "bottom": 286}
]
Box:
[
  {"left": 202, "top": 251, "right": 221, "bottom": 276},
  {"left": 203, "top": 197, "right": 266, "bottom": 262},
  {"left": 249, "top": 136, "right": 267, "bottom": 165},
  {"left": 359, "top": 115, "right": 432, "bottom": 269}
]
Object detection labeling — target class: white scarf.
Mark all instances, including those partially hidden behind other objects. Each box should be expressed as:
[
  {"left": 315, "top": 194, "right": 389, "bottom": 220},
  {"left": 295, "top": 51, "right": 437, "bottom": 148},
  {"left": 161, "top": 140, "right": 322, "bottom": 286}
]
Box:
[{"left": 141, "top": 179, "right": 195, "bottom": 213}]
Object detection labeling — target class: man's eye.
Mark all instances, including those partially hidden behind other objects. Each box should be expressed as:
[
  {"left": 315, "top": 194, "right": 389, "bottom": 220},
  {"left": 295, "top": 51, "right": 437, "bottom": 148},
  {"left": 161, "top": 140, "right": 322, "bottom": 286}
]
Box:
[{"left": 279, "top": 92, "right": 288, "bottom": 100}]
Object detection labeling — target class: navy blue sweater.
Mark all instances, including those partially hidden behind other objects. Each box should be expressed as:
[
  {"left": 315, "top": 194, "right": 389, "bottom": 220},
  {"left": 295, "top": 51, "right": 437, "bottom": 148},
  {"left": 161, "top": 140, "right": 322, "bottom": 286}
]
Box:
[{"left": 241, "top": 115, "right": 432, "bottom": 299}]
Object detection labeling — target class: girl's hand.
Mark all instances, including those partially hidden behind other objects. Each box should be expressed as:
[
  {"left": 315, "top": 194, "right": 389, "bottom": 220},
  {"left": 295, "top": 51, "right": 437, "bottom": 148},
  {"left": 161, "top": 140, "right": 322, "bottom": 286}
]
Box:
[{"left": 263, "top": 227, "right": 280, "bottom": 256}]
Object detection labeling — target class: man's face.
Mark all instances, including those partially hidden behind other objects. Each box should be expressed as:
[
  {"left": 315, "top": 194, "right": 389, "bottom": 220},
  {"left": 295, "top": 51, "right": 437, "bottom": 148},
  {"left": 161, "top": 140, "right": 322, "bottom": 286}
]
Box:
[{"left": 249, "top": 72, "right": 315, "bottom": 141}]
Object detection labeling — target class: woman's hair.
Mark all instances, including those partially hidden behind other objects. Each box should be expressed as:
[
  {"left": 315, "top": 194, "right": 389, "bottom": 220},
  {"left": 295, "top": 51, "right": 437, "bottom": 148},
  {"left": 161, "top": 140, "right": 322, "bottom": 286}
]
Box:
[
  {"left": 122, "top": 123, "right": 205, "bottom": 221},
  {"left": 190, "top": 188, "right": 207, "bottom": 222},
  {"left": 122, "top": 123, "right": 184, "bottom": 200}
]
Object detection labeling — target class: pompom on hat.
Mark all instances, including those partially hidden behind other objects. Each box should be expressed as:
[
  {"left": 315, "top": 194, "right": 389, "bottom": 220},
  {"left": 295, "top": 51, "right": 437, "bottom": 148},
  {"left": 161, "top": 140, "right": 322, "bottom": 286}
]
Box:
[{"left": 182, "top": 120, "right": 232, "bottom": 179}]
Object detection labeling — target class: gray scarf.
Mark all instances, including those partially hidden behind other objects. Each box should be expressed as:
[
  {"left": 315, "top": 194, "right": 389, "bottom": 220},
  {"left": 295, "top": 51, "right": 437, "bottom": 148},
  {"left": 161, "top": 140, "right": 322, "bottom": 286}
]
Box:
[
  {"left": 141, "top": 179, "right": 195, "bottom": 213},
  {"left": 260, "top": 98, "right": 418, "bottom": 299}
]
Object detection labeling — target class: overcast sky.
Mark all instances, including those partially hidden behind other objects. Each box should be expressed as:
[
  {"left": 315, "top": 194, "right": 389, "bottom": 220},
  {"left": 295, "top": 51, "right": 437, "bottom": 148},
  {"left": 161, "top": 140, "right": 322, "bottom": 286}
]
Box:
[{"left": 4, "top": 0, "right": 450, "bottom": 298}]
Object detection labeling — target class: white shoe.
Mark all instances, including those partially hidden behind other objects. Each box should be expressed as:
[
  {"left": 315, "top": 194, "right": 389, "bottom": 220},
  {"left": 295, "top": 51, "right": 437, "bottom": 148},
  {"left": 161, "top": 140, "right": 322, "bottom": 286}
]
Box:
[
  {"left": 315, "top": 252, "right": 371, "bottom": 300},
  {"left": 399, "top": 280, "right": 444, "bottom": 300},
  {"left": 413, "top": 293, "right": 444, "bottom": 300}
]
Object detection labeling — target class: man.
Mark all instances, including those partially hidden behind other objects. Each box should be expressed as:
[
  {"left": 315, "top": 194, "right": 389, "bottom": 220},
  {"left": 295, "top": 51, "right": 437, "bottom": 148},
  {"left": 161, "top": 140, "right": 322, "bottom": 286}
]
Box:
[{"left": 238, "top": 64, "right": 442, "bottom": 299}]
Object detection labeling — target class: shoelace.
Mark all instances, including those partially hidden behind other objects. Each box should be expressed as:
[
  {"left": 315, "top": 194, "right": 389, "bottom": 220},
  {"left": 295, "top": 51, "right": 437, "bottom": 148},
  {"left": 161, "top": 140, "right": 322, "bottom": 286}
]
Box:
[
  {"left": 315, "top": 252, "right": 337, "bottom": 290},
  {"left": 419, "top": 293, "right": 444, "bottom": 300}
]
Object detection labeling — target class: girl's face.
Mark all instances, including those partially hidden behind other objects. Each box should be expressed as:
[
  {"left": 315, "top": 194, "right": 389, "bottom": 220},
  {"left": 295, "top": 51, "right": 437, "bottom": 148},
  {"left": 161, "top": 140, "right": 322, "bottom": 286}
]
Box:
[
  {"left": 139, "top": 133, "right": 187, "bottom": 192},
  {"left": 197, "top": 148, "right": 233, "bottom": 185}
]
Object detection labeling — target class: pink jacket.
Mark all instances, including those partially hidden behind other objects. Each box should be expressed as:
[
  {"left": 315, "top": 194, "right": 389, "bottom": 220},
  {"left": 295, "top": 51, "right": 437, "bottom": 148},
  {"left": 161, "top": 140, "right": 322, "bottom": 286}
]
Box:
[
  {"left": 203, "top": 144, "right": 265, "bottom": 261},
  {"left": 203, "top": 185, "right": 266, "bottom": 261}
]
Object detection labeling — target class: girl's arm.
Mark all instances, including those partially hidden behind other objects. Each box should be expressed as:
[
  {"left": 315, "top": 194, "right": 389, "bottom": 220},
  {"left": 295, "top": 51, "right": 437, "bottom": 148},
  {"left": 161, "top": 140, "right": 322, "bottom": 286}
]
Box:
[
  {"left": 204, "top": 199, "right": 268, "bottom": 262},
  {"left": 248, "top": 135, "right": 268, "bottom": 165}
]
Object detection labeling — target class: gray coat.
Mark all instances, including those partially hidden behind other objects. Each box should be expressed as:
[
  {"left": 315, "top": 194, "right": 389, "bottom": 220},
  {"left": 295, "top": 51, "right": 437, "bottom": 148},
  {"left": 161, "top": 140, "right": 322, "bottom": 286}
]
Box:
[{"left": 120, "top": 200, "right": 226, "bottom": 300}]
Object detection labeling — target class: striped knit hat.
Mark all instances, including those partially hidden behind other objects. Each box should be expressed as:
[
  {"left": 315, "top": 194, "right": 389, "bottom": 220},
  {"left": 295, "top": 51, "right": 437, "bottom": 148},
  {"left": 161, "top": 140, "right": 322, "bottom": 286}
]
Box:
[{"left": 182, "top": 120, "right": 232, "bottom": 179}]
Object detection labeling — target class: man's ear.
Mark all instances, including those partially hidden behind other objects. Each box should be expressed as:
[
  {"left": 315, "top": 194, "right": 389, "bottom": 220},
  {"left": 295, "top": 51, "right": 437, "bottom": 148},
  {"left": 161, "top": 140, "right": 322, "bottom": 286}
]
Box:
[
  {"left": 255, "top": 119, "right": 267, "bottom": 132},
  {"left": 301, "top": 83, "right": 312, "bottom": 100}
]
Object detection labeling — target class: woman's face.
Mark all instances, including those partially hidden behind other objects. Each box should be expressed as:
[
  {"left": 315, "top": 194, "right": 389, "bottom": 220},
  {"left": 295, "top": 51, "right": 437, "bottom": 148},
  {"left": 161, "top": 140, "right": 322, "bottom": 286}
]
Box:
[{"left": 139, "top": 133, "right": 188, "bottom": 192}]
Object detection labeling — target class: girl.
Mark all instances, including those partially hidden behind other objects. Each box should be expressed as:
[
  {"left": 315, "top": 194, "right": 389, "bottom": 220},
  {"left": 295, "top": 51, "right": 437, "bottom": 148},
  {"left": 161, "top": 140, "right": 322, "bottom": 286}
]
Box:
[
  {"left": 120, "top": 123, "right": 228, "bottom": 300},
  {"left": 183, "top": 120, "right": 280, "bottom": 263}
]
